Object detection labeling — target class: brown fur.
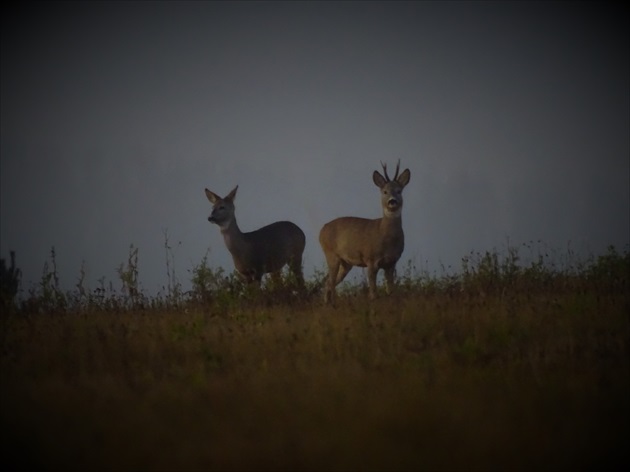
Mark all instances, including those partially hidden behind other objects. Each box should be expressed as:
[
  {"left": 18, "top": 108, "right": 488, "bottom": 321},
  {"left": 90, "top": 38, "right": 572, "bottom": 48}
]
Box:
[{"left": 319, "top": 162, "right": 410, "bottom": 302}]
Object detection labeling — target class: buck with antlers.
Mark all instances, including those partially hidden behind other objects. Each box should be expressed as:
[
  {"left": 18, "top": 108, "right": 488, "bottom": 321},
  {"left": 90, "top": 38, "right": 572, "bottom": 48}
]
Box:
[
  {"left": 319, "top": 161, "right": 411, "bottom": 303},
  {"left": 205, "top": 185, "right": 306, "bottom": 286}
]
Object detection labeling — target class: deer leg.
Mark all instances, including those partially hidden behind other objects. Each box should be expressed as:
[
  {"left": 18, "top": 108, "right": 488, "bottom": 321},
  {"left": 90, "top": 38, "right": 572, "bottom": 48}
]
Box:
[
  {"left": 289, "top": 255, "right": 305, "bottom": 288},
  {"left": 237, "top": 270, "right": 262, "bottom": 293},
  {"left": 269, "top": 270, "right": 282, "bottom": 288},
  {"left": 384, "top": 266, "right": 395, "bottom": 295},
  {"left": 367, "top": 265, "right": 379, "bottom": 300},
  {"left": 334, "top": 261, "right": 352, "bottom": 285},
  {"left": 324, "top": 256, "right": 341, "bottom": 304},
  {"left": 250, "top": 270, "right": 263, "bottom": 289},
  {"left": 236, "top": 270, "right": 251, "bottom": 284}
]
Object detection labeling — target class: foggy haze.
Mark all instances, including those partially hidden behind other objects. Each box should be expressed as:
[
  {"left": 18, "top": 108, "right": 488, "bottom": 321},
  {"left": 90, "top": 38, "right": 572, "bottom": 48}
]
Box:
[{"left": 1, "top": 1, "right": 628, "bottom": 296}]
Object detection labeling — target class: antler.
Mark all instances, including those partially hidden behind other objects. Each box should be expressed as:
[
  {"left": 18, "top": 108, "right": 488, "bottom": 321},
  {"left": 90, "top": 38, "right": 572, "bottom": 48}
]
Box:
[
  {"left": 380, "top": 161, "right": 390, "bottom": 181},
  {"left": 380, "top": 160, "right": 401, "bottom": 182}
]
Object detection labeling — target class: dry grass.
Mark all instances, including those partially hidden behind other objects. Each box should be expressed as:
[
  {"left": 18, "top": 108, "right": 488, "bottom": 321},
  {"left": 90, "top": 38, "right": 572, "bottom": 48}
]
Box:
[{"left": 2, "top": 282, "right": 628, "bottom": 471}]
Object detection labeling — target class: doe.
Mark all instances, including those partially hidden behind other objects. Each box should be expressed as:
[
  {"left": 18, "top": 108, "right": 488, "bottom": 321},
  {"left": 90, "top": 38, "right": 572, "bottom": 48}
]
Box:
[{"left": 205, "top": 185, "right": 306, "bottom": 286}]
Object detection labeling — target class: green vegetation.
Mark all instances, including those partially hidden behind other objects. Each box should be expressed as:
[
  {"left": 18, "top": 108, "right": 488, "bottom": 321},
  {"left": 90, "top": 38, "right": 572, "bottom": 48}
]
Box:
[{"left": 1, "top": 243, "right": 629, "bottom": 471}]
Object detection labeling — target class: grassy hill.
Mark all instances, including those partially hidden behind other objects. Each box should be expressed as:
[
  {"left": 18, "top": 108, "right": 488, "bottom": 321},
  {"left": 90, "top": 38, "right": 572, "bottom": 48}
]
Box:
[{"left": 1, "top": 245, "right": 628, "bottom": 470}]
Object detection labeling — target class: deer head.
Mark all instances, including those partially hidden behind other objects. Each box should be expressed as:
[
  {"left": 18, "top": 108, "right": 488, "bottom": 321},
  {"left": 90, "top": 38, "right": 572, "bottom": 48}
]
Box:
[
  {"left": 372, "top": 160, "right": 411, "bottom": 217},
  {"left": 205, "top": 186, "right": 238, "bottom": 229}
]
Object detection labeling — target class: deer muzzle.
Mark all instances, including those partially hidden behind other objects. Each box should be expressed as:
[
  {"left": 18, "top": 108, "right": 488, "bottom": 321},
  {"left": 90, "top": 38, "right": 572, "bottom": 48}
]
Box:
[{"left": 387, "top": 198, "right": 399, "bottom": 210}]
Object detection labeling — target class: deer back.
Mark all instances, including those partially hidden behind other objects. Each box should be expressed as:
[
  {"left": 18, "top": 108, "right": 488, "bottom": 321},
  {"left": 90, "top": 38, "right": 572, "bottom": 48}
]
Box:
[{"left": 241, "top": 221, "right": 305, "bottom": 273}]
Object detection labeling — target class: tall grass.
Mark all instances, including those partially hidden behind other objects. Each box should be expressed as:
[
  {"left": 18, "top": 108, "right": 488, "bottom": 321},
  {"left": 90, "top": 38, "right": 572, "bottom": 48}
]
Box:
[{"left": 1, "top": 243, "right": 628, "bottom": 471}]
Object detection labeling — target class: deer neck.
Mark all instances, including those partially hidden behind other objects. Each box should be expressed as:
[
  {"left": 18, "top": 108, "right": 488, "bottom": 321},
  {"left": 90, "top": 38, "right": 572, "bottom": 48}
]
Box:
[
  {"left": 219, "top": 219, "right": 247, "bottom": 255},
  {"left": 379, "top": 212, "right": 403, "bottom": 235}
]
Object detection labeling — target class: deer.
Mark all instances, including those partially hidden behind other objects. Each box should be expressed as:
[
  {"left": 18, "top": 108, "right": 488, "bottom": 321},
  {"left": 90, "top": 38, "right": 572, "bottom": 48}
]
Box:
[
  {"left": 319, "top": 161, "right": 411, "bottom": 303},
  {"left": 205, "top": 185, "right": 306, "bottom": 287}
]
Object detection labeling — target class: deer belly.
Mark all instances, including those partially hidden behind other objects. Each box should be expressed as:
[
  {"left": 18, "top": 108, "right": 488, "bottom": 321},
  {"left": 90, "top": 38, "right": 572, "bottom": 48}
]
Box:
[
  {"left": 343, "top": 246, "right": 403, "bottom": 269},
  {"left": 255, "top": 251, "right": 288, "bottom": 274},
  {"left": 339, "top": 250, "right": 369, "bottom": 268}
]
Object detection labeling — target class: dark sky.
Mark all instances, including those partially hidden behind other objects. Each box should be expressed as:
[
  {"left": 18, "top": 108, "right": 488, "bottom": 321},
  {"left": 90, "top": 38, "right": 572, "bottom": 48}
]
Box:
[{"left": 1, "top": 1, "right": 628, "bottom": 294}]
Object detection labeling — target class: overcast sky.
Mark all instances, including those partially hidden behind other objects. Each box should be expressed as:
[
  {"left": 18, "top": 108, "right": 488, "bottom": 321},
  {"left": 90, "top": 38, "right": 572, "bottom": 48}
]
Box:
[{"left": 1, "top": 1, "right": 628, "bottom": 295}]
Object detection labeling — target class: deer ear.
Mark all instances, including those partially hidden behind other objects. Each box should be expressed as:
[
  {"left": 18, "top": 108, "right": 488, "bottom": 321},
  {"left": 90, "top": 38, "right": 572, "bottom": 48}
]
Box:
[
  {"left": 205, "top": 188, "right": 220, "bottom": 203},
  {"left": 373, "top": 171, "right": 387, "bottom": 188},
  {"left": 397, "top": 169, "right": 410, "bottom": 188},
  {"left": 226, "top": 185, "right": 238, "bottom": 201}
]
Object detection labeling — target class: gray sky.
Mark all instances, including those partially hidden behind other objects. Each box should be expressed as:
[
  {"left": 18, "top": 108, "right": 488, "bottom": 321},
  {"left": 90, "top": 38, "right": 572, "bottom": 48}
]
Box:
[{"left": 2, "top": 1, "right": 628, "bottom": 295}]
